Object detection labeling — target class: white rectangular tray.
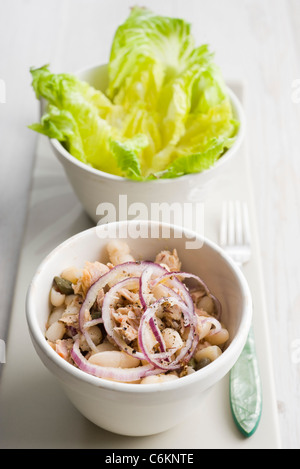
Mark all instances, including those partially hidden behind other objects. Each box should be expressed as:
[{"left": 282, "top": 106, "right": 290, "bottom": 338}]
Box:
[{"left": 0, "top": 83, "right": 281, "bottom": 449}]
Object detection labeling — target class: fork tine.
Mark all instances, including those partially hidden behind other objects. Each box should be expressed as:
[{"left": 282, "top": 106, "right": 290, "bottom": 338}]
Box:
[
  {"left": 242, "top": 202, "right": 251, "bottom": 245},
  {"left": 220, "top": 201, "right": 251, "bottom": 247},
  {"left": 219, "top": 200, "right": 251, "bottom": 266},
  {"left": 220, "top": 201, "right": 228, "bottom": 247},
  {"left": 220, "top": 200, "right": 236, "bottom": 246},
  {"left": 234, "top": 200, "right": 243, "bottom": 245},
  {"left": 228, "top": 201, "right": 236, "bottom": 245}
]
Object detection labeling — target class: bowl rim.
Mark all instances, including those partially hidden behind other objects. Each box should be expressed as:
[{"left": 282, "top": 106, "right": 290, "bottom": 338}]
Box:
[
  {"left": 26, "top": 219, "right": 253, "bottom": 394},
  {"left": 49, "top": 62, "right": 246, "bottom": 184}
]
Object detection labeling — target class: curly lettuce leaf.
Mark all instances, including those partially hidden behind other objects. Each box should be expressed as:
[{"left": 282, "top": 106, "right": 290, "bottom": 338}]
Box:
[
  {"left": 106, "top": 7, "right": 234, "bottom": 177},
  {"left": 30, "top": 64, "right": 113, "bottom": 119},
  {"left": 29, "top": 8, "right": 240, "bottom": 181},
  {"left": 155, "top": 137, "right": 235, "bottom": 179},
  {"left": 157, "top": 68, "right": 197, "bottom": 148},
  {"left": 29, "top": 105, "right": 86, "bottom": 163},
  {"left": 109, "top": 134, "right": 148, "bottom": 180},
  {"left": 149, "top": 91, "right": 239, "bottom": 176},
  {"left": 107, "top": 7, "right": 201, "bottom": 106},
  {"left": 29, "top": 65, "right": 148, "bottom": 178}
]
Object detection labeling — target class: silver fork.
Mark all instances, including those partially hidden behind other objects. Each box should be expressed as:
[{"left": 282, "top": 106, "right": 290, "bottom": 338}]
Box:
[
  {"left": 220, "top": 200, "right": 262, "bottom": 437},
  {"left": 220, "top": 200, "right": 251, "bottom": 266}
]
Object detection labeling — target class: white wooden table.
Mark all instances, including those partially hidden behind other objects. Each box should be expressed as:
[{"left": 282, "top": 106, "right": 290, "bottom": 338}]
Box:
[{"left": 0, "top": 0, "right": 299, "bottom": 449}]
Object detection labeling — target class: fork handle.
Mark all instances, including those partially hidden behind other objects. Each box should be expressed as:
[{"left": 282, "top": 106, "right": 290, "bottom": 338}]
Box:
[{"left": 229, "top": 326, "right": 262, "bottom": 437}]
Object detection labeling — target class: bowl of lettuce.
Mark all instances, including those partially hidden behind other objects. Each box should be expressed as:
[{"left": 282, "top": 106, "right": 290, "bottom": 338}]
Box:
[{"left": 29, "top": 7, "right": 245, "bottom": 223}]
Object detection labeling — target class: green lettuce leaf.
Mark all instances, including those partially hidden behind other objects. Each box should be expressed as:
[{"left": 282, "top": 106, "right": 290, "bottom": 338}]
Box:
[
  {"left": 29, "top": 65, "right": 148, "bottom": 178},
  {"left": 29, "top": 8, "right": 240, "bottom": 181},
  {"left": 29, "top": 105, "right": 86, "bottom": 163},
  {"left": 109, "top": 134, "right": 148, "bottom": 180},
  {"left": 156, "top": 137, "right": 235, "bottom": 179},
  {"left": 107, "top": 7, "right": 200, "bottom": 106}
]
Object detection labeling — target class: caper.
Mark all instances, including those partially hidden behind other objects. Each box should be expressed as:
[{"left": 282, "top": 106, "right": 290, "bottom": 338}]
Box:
[
  {"left": 188, "top": 357, "right": 196, "bottom": 369},
  {"left": 53, "top": 276, "right": 74, "bottom": 295},
  {"left": 196, "top": 357, "right": 211, "bottom": 370}
]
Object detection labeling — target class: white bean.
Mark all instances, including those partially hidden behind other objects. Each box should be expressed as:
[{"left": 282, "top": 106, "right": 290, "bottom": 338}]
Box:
[
  {"left": 161, "top": 328, "right": 183, "bottom": 350},
  {"left": 196, "top": 316, "right": 213, "bottom": 340},
  {"left": 47, "top": 306, "right": 65, "bottom": 327},
  {"left": 140, "top": 328, "right": 159, "bottom": 365},
  {"left": 207, "top": 328, "right": 229, "bottom": 346},
  {"left": 45, "top": 320, "right": 66, "bottom": 342},
  {"left": 194, "top": 345, "right": 222, "bottom": 363},
  {"left": 198, "top": 296, "right": 214, "bottom": 315},
  {"left": 185, "top": 366, "right": 196, "bottom": 375},
  {"left": 79, "top": 326, "right": 102, "bottom": 352},
  {"left": 50, "top": 287, "right": 65, "bottom": 307},
  {"left": 88, "top": 350, "right": 140, "bottom": 368},
  {"left": 93, "top": 341, "right": 118, "bottom": 353},
  {"left": 179, "top": 365, "right": 196, "bottom": 377},
  {"left": 64, "top": 294, "right": 77, "bottom": 306},
  {"left": 86, "top": 326, "right": 102, "bottom": 345},
  {"left": 143, "top": 327, "right": 158, "bottom": 352},
  {"left": 141, "top": 373, "right": 179, "bottom": 384},
  {"left": 155, "top": 317, "right": 164, "bottom": 331},
  {"left": 63, "top": 296, "right": 81, "bottom": 316},
  {"left": 106, "top": 240, "right": 135, "bottom": 265},
  {"left": 61, "top": 266, "right": 82, "bottom": 284}
]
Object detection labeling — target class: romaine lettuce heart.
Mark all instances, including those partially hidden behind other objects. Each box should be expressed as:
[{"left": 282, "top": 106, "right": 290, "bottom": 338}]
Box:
[{"left": 29, "top": 8, "right": 239, "bottom": 180}]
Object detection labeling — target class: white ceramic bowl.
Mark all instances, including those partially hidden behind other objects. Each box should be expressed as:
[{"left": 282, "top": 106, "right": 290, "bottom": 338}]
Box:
[
  {"left": 26, "top": 220, "right": 252, "bottom": 436},
  {"left": 48, "top": 64, "right": 245, "bottom": 224}
]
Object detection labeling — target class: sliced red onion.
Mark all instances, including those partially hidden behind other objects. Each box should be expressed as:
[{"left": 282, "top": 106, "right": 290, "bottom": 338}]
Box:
[
  {"left": 139, "top": 267, "right": 154, "bottom": 310},
  {"left": 83, "top": 318, "right": 103, "bottom": 328},
  {"left": 79, "top": 261, "right": 167, "bottom": 331},
  {"left": 71, "top": 340, "right": 162, "bottom": 382},
  {"left": 78, "top": 261, "right": 163, "bottom": 349},
  {"left": 83, "top": 328, "right": 100, "bottom": 353},
  {"left": 79, "top": 315, "right": 103, "bottom": 352},
  {"left": 138, "top": 297, "right": 199, "bottom": 371},
  {"left": 149, "top": 316, "right": 167, "bottom": 355},
  {"left": 101, "top": 276, "right": 145, "bottom": 360},
  {"left": 151, "top": 273, "right": 194, "bottom": 312},
  {"left": 152, "top": 283, "right": 183, "bottom": 303},
  {"left": 139, "top": 263, "right": 167, "bottom": 310},
  {"left": 153, "top": 271, "right": 222, "bottom": 320},
  {"left": 198, "top": 316, "right": 222, "bottom": 336},
  {"left": 74, "top": 260, "right": 221, "bottom": 378}
]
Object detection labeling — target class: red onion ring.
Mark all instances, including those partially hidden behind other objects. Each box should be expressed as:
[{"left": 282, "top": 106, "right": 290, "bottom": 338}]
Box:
[
  {"left": 79, "top": 261, "right": 165, "bottom": 350},
  {"left": 151, "top": 273, "right": 194, "bottom": 311},
  {"left": 138, "top": 297, "right": 199, "bottom": 371},
  {"left": 71, "top": 339, "right": 162, "bottom": 382},
  {"left": 101, "top": 276, "right": 145, "bottom": 360},
  {"left": 198, "top": 316, "right": 222, "bottom": 336},
  {"left": 139, "top": 263, "right": 168, "bottom": 310},
  {"left": 152, "top": 283, "right": 183, "bottom": 303},
  {"left": 148, "top": 316, "right": 167, "bottom": 356},
  {"left": 73, "top": 260, "right": 221, "bottom": 381},
  {"left": 83, "top": 318, "right": 103, "bottom": 328},
  {"left": 153, "top": 271, "right": 222, "bottom": 320}
]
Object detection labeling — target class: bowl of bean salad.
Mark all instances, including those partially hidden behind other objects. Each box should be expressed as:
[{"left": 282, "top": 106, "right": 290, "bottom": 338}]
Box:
[{"left": 26, "top": 220, "right": 252, "bottom": 436}]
